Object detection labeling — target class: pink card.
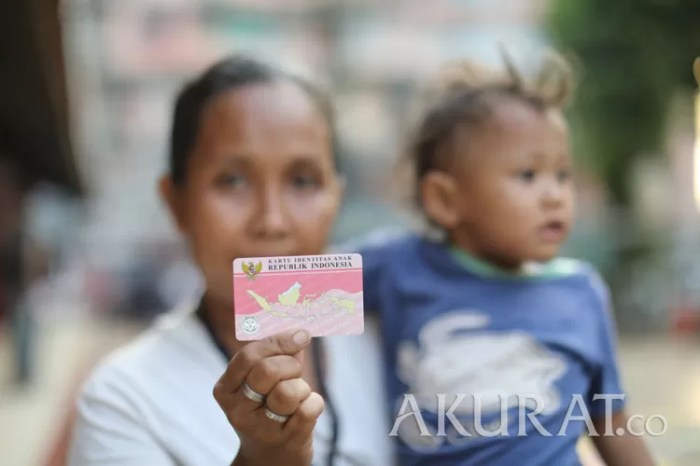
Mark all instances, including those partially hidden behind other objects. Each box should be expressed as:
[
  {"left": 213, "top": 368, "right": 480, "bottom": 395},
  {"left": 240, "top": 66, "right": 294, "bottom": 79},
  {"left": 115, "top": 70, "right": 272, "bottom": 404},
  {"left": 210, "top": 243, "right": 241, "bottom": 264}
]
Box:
[{"left": 233, "top": 253, "right": 364, "bottom": 341}]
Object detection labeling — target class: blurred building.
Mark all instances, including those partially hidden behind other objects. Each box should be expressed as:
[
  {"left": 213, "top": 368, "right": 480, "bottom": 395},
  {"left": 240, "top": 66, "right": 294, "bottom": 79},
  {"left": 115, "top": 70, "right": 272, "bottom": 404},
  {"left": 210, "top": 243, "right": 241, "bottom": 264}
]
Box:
[
  {"left": 58, "top": 0, "right": 553, "bottom": 317},
  {"left": 56, "top": 0, "right": 700, "bottom": 331}
]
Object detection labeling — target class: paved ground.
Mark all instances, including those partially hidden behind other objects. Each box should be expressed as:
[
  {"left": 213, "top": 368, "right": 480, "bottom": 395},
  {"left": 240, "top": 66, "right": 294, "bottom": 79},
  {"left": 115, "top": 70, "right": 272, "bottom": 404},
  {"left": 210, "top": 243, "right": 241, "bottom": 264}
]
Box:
[{"left": 0, "top": 316, "right": 140, "bottom": 466}]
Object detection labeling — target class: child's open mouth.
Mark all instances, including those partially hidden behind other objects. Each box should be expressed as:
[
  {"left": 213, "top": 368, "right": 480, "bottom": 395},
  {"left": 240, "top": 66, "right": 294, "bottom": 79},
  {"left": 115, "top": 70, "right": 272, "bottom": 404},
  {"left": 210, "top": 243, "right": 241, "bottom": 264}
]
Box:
[{"left": 538, "top": 220, "right": 566, "bottom": 242}]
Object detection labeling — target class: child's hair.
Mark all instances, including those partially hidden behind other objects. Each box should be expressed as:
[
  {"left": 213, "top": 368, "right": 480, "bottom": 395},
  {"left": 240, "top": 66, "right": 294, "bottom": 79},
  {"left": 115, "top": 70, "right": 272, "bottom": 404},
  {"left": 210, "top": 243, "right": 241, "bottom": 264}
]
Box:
[
  {"left": 169, "top": 55, "right": 338, "bottom": 187},
  {"left": 404, "top": 48, "right": 575, "bottom": 212}
]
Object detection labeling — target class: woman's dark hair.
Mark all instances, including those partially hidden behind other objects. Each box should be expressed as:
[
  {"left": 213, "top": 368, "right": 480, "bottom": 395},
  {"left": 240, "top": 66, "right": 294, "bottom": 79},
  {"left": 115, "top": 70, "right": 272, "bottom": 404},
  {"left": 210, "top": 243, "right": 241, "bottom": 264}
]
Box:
[{"left": 169, "top": 55, "right": 338, "bottom": 186}]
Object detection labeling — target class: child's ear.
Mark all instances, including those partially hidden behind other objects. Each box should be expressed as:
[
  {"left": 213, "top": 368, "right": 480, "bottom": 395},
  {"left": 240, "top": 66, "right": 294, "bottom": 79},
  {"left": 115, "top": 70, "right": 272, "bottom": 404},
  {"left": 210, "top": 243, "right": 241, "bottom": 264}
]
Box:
[
  {"left": 158, "top": 175, "right": 188, "bottom": 233},
  {"left": 420, "top": 171, "right": 460, "bottom": 229}
]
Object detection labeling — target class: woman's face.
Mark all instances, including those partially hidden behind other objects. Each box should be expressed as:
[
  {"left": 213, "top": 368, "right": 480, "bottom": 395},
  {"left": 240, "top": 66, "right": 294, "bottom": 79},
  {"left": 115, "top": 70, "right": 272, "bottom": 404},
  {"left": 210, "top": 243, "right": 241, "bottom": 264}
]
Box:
[{"left": 162, "top": 81, "right": 342, "bottom": 304}]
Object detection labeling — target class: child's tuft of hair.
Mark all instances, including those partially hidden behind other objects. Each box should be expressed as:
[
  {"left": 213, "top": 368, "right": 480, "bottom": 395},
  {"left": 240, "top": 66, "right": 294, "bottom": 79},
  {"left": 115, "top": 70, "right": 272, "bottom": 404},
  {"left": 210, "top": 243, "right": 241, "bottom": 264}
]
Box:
[{"left": 399, "top": 47, "right": 576, "bottom": 217}]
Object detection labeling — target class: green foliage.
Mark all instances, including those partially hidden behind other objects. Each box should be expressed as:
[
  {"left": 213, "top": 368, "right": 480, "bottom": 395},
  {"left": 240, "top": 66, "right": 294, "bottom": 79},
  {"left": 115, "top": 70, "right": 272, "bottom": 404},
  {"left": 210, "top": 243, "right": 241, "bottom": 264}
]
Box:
[{"left": 548, "top": 0, "right": 700, "bottom": 205}]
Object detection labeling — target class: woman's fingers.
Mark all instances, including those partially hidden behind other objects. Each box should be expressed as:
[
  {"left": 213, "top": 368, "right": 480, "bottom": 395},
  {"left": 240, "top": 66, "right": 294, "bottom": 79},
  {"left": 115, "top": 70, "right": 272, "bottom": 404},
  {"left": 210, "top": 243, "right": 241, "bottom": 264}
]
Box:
[
  {"left": 265, "top": 378, "right": 312, "bottom": 416},
  {"left": 213, "top": 330, "right": 312, "bottom": 431},
  {"left": 212, "top": 329, "right": 321, "bottom": 464},
  {"left": 226, "top": 355, "right": 304, "bottom": 414},
  {"left": 284, "top": 391, "right": 325, "bottom": 441},
  {"left": 246, "top": 355, "right": 303, "bottom": 396},
  {"left": 218, "top": 329, "right": 310, "bottom": 392}
]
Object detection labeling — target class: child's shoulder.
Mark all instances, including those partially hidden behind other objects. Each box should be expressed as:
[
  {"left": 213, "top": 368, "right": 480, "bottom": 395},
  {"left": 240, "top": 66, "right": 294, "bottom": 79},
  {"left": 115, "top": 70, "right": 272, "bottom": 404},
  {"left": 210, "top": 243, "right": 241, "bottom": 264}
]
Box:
[
  {"left": 335, "top": 228, "right": 420, "bottom": 256},
  {"left": 539, "top": 257, "right": 610, "bottom": 308}
]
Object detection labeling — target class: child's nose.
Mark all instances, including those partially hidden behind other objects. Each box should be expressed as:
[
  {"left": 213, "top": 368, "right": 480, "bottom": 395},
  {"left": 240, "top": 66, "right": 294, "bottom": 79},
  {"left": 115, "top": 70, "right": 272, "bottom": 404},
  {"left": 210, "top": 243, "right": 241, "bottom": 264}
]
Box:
[{"left": 541, "top": 180, "right": 565, "bottom": 207}]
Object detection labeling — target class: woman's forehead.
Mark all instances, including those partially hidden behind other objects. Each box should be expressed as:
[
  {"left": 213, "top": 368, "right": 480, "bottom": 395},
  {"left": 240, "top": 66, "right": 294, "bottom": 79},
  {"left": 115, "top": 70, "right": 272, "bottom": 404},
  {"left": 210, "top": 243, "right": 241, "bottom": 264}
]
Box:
[
  {"left": 192, "top": 82, "right": 332, "bottom": 166},
  {"left": 203, "top": 82, "right": 326, "bottom": 135}
]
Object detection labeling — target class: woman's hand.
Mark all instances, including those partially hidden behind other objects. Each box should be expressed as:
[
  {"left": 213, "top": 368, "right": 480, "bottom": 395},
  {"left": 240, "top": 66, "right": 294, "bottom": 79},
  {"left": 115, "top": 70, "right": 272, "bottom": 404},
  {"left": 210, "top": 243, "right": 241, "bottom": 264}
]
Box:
[{"left": 213, "top": 329, "right": 323, "bottom": 466}]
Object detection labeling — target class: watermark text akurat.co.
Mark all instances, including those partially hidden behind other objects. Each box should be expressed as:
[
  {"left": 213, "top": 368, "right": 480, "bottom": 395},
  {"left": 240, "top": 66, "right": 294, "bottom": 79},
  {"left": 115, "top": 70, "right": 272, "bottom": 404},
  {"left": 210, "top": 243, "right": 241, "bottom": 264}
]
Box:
[{"left": 389, "top": 393, "right": 667, "bottom": 439}]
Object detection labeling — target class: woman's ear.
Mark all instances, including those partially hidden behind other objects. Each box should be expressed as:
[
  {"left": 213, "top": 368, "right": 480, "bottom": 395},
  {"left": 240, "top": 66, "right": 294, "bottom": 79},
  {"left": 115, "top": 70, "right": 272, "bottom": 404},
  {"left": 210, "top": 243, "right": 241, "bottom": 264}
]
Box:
[
  {"left": 158, "top": 175, "right": 187, "bottom": 233},
  {"left": 420, "top": 171, "right": 460, "bottom": 229}
]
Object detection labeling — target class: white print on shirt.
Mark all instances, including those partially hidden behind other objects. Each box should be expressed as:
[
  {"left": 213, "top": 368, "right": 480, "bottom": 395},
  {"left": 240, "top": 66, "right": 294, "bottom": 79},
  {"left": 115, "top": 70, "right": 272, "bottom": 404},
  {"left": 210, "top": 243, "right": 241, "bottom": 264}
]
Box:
[{"left": 397, "top": 311, "right": 567, "bottom": 417}]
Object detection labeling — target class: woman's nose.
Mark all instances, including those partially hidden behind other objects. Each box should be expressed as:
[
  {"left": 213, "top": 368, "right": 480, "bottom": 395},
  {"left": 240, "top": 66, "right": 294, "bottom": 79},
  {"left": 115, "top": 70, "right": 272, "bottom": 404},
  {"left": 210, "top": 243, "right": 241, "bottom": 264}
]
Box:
[{"left": 253, "top": 185, "right": 291, "bottom": 238}]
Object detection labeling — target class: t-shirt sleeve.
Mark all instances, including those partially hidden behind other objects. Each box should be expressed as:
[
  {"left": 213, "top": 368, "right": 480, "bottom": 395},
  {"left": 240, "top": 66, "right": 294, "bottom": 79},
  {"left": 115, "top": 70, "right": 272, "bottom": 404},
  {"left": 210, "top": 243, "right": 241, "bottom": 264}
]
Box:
[
  {"left": 585, "top": 268, "right": 626, "bottom": 418},
  {"left": 68, "top": 367, "right": 176, "bottom": 466},
  {"left": 331, "top": 228, "right": 403, "bottom": 314}
]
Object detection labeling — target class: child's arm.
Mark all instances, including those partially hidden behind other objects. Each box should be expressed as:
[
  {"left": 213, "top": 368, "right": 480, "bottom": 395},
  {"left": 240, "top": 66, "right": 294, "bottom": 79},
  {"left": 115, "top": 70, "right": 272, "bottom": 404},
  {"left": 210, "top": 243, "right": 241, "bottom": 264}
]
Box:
[
  {"left": 591, "top": 411, "right": 655, "bottom": 466},
  {"left": 583, "top": 269, "right": 656, "bottom": 465}
]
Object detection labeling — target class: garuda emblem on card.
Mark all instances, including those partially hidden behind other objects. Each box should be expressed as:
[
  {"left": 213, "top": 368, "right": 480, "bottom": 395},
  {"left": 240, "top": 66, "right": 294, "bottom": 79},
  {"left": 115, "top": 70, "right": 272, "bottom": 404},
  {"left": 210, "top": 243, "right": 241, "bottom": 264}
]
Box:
[{"left": 242, "top": 261, "right": 262, "bottom": 280}]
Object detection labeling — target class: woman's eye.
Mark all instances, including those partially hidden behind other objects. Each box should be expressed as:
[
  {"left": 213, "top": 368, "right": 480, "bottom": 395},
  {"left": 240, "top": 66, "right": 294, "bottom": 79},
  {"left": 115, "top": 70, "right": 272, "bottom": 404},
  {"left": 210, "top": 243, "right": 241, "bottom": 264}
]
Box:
[
  {"left": 517, "top": 169, "right": 536, "bottom": 183},
  {"left": 291, "top": 174, "right": 320, "bottom": 190},
  {"left": 217, "top": 173, "right": 247, "bottom": 188}
]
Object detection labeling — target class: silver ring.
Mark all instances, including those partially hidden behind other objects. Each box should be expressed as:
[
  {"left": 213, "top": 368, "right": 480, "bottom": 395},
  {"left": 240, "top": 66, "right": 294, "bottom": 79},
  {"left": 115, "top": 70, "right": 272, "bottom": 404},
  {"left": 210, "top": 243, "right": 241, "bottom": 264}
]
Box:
[
  {"left": 264, "top": 407, "right": 290, "bottom": 423},
  {"left": 241, "top": 383, "right": 265, "bottom": 403}
]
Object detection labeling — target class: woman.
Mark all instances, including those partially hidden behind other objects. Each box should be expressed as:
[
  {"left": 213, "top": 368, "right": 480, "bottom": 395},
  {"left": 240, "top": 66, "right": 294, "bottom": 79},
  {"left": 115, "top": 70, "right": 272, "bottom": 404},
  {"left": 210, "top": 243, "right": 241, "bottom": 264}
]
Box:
[{"left": 68, "top": 56, "right": 391, "bottom": 466}]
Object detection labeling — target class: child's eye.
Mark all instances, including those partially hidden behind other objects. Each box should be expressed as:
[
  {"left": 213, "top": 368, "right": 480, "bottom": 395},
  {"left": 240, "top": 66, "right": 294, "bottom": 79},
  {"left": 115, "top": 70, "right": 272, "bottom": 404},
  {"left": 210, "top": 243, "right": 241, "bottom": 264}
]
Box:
[
  {"left": 517, "top": 169, "right": 536, "bottom": 183},
  {"left": 557, "top": 168, "right": 572, "bottom": 182}
]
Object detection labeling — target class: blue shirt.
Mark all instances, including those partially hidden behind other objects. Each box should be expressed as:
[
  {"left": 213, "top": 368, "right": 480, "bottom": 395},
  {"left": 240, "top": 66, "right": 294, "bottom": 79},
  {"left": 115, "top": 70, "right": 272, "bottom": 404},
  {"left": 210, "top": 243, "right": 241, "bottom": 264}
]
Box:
[{"left": 358, "top": 233, "right": 625, "bottom": 466}]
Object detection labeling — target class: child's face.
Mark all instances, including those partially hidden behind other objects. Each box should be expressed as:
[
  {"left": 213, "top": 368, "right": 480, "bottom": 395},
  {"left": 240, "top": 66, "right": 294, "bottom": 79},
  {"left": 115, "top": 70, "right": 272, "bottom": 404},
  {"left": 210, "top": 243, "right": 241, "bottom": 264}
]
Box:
[
  {"left": 161, "top": 82, "right": 342, "bottom": 304},
  {"left": 429, "top": 98, "right": 574, "bottom": 268}
]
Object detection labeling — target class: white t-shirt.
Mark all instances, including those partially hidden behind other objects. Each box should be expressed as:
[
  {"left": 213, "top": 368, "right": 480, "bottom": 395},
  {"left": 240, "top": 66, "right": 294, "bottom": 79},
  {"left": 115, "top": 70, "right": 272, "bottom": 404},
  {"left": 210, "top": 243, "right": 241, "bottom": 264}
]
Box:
[{"left": 68, "top": 305, "right": 393, "bottom": 466}]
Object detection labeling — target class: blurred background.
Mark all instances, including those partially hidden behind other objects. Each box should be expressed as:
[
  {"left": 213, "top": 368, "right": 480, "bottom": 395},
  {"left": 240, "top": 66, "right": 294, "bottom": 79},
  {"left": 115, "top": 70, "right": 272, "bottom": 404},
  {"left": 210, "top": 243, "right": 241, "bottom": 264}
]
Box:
[{"left": 1, "top": 0, "right": 699, "bottom": 464}]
